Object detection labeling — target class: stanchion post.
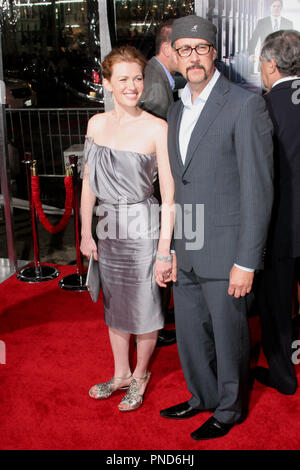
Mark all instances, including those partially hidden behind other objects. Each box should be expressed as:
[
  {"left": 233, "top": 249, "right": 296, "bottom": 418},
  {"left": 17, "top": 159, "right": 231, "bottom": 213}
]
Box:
[
  {"left": 70, "top": 155, "right": 84, "bottom": 276},
  {"left": 59, "top": 155, "right": 87, "bottom": 291},
  {"left": 25, "top": 154, "right": 40, "bottom": 274},
  {"left": 17, "top": 153, "right": 60, "bottom": 282}
]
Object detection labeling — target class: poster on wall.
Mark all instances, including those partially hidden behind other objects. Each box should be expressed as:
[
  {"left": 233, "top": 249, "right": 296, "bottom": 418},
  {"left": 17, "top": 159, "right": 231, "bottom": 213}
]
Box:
[{"left": 243, "top": 0, "right": 299, "bottom": 91}]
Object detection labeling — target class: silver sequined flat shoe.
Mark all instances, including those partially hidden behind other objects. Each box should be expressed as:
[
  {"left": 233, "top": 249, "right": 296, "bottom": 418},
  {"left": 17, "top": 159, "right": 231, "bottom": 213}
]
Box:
[
  {"left": 118, "top": 371, "right": 151, "bottom": 412},
  {"left": 89, "top": 375, "right": 132, "bottom": 400}
]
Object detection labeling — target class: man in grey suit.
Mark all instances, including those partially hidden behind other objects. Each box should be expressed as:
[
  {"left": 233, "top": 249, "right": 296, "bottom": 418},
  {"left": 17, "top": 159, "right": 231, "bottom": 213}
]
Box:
[
  {"left": 139, "top": 19, "right": 177, "bottom": 119},
  {"left": 160, "top": 15, "right": 274, "bottom": 440}
]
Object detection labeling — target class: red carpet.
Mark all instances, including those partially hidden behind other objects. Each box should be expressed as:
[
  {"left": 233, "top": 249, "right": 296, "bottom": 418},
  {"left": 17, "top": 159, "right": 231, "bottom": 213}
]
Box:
[{"left": 0, "top": 264, "right": 300, "bottom": 450}]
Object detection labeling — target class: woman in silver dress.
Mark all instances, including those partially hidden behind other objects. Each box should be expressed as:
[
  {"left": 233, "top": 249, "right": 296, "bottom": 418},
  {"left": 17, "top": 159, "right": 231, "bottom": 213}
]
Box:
[{"left": 80, "top": 46, "right": 175, "bottom": 412}]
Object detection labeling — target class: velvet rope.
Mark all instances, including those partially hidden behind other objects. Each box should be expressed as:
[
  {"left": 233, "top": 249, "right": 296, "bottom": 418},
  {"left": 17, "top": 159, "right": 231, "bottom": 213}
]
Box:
[{"left": 31, "top": 174, "right": 73, "bottom": 234}]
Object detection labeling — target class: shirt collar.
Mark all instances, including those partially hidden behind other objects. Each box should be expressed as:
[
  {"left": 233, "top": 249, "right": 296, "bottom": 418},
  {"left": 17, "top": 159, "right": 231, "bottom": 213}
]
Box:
[
  {"left": 154, "top": 56, "right": 175, "bottom": 90},
  {"left": 181, "top": 68, "right": 220, "bottom": 109},
  {"left": 272, "top": 76, "right": 300, "bottom": 88}
]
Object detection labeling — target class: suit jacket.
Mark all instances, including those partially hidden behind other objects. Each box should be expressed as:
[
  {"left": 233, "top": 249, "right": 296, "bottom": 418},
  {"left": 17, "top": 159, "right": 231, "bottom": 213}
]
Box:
[
  {"left": 248, "top": 16, "right": 293, "bottom": 55},
  {"left": 264, "top": 80, "right": 300, "bottom": 259},
  {"left": 139, "top": 57, "right": 174, "bottom": 120},
  {"left": 168, "top": 74, "right": 274, "bottom": 279}
]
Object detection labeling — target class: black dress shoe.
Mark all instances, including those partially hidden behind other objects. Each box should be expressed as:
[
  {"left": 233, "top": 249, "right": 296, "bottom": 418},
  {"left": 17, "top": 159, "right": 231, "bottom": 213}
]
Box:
[
  {"left": 156, "top": 329, "right": 176, "bottom": 347},
  {"left": 255, "top": 366, "right": 297, "bottom": 395},
  {"left": 160, "top": 401, "right": 203, "bottom": 419},
  {"left": 191, "top": 416, "right": 234, "bottom": 440}
]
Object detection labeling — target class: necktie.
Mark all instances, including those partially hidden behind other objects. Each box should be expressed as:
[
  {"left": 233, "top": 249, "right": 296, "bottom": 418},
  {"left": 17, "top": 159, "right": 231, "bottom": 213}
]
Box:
[{"left": 274, "top": 18, "right": 279, "bottom": 31}]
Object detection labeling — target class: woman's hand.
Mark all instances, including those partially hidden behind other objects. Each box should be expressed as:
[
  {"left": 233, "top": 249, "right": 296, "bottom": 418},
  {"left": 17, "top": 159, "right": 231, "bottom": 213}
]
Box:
[
  {"left": 80, "top": 235, "right": 98, "bottom": 260},
  {"left": 155, "top": 253, "right": 177, "bottom": 286},
  {"left": 155, "top": 253, "right": 177, "bottom": 287},
  {"left": 155, "top": 258, "right": 172, "bottom": 287}
]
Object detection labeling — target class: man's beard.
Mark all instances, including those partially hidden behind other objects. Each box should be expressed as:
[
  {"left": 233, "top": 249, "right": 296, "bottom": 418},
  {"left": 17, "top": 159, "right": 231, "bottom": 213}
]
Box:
[{"left": 186, "top": 64, "right": 208, "bottom": 82}]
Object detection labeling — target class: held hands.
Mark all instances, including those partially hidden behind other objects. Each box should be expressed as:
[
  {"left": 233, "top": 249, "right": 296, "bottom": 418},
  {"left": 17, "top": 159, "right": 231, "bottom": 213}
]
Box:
[
  {"left": 228, "top": 265, "right": 254, "bottom": 298},
  {"left": 155, "top": 253, "right": 177, "bottom": 287},
  {"left": 80, "top": 235, "right": 98, "bottom": 261}
]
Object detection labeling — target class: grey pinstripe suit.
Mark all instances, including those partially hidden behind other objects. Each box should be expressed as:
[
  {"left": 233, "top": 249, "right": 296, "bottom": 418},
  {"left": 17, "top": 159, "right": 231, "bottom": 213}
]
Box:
[{"left": 168, "top": 73, "right": 274, "bottom": 423}]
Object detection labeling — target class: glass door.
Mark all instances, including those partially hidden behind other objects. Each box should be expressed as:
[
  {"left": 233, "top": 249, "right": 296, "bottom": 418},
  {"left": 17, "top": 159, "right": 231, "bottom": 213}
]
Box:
[{"left": 114, "top": 0, "right": 195, "bottom": 58}]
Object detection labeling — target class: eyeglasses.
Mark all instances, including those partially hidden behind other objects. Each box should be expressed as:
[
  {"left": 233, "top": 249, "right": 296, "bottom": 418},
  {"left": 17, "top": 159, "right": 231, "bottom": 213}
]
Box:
[{"left": 175, "top": 43, "right": 214, "bottom": 57}]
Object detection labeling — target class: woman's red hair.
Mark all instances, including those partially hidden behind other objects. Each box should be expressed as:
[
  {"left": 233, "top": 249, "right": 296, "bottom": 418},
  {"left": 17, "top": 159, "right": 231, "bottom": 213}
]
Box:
[{"left": 101, "top": 45, "right": 147, "bottom": 80}]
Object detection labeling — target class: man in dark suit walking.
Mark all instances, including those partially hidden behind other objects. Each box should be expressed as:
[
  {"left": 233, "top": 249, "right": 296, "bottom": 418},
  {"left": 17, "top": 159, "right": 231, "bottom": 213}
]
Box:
[
  {"left": 248, "top": 0, "right": 293, "bottom": 61},
  {"left": 159, "top": 15, "right": 274, "bottom": 440},
  {"left": 255, "top": 29, "right": 300, "bottom": 395},
  {"left": 139, "top": 19, "right": 178, "bottom": 347}
]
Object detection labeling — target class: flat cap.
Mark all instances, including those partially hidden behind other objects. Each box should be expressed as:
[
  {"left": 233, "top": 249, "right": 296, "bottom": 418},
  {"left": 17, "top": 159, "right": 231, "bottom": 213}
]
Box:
[{"left": 171, "top": 15, "right": 217, "bottom": 48}]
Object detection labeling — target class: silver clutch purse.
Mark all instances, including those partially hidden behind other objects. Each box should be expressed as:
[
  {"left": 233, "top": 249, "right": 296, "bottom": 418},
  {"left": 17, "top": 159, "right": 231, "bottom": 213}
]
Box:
[{"left": 85, "top": 254, "right": 101, "bottom": 302}]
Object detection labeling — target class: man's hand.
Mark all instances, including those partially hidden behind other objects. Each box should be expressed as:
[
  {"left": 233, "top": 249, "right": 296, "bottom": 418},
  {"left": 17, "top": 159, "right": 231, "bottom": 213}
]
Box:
[{"left": 228, "top": 265, "right": 254, "bottom": 298}]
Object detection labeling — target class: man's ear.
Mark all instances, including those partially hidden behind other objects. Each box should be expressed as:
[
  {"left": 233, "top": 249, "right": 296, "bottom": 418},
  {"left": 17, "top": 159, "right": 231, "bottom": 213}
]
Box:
[
  {"left": 269, "top": 58, "right": 278, "bottom": 74},
  {"left": 161, "top": 41, "right": 172, "bottom": 57}
]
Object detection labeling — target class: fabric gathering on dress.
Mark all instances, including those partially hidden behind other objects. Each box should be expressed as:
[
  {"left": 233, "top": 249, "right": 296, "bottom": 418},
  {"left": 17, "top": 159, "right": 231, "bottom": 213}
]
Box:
[{"left": 82, "top": 136, "right": 164, "bottom": 335}]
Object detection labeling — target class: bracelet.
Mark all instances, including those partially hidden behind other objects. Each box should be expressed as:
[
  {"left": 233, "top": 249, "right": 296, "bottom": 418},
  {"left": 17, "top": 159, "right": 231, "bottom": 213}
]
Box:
[{"left": 156, "top": 252, "right": 172, "bottom": 262}]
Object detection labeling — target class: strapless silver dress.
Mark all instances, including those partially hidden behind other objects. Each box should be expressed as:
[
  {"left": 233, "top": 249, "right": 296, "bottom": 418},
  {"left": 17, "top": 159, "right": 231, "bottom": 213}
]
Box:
[{"left": 83, "top": 136, "right": 164, "bottom": 334}]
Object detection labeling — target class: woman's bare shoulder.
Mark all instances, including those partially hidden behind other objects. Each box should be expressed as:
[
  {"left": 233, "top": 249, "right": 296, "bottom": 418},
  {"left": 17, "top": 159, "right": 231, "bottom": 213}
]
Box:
[
  {"left": 140, "top": 110, "right": 168, "bottom": 132},
  {"left": 86, "top": 112, "right": 110, "bottom": 137}
]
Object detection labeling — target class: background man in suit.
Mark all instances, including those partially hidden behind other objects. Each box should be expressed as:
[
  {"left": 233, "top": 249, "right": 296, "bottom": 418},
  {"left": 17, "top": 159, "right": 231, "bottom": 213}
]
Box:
[
  {"left": 139, "top": 19, "right": 177, "bottom": 119},
  {"left": 248, "top": 0, "right": 293, "bottom": 63},
  {"left": 139, "top": 19, "right": 178, "bottom": 347},
  {"left": 159, "top": 15, "right": 274, "bottom": 440},
  {"left": 255, "top": 29, "right": 300, "bottom": 395}
]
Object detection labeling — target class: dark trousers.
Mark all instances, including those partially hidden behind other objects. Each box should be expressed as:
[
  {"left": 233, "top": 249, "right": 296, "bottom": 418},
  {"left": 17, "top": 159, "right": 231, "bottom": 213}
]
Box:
[
  {"left": 160, "top": 284, "right": 172, "bottom": 318},
  {"left": 255, "top": 256, "right": 299, "bottom": 394},
  {"left": 173, "top": 268, "right": 250, "bottom": 424}
]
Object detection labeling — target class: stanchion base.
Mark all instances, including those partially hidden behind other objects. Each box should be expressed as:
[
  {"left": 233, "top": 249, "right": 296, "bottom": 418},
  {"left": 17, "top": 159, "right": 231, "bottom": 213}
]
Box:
[
  {"left": 59, "top": 273, "right": 87, "bottom": 291},
  {"left": 17, "top": 265, "right": 60, "bottom": 283}
]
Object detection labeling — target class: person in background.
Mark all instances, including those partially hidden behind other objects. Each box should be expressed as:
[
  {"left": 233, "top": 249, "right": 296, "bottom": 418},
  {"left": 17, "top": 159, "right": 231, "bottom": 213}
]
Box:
[
  {"left": 139, "top": 19, "right": 177, "bottom": 119},
  {"left": 255, "top": 29, "right": 300, "bottom": 396}
]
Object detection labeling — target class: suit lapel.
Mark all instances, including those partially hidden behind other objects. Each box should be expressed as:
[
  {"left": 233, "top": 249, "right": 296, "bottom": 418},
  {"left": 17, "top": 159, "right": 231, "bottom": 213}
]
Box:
[
  {"left": 182, "top": 75, "right": 229, "bottom": 175},
  {"left": 168, "top": 100, "right": 184, "bottom": 171}
]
